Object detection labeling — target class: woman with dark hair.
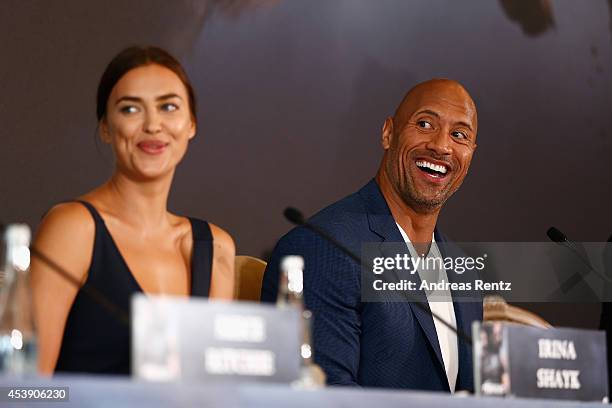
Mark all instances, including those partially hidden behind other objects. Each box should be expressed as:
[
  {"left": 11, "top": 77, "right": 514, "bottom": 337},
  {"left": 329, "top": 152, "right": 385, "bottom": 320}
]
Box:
[{"left": 31, "top": 46, "right": 235, "bottom": 375}]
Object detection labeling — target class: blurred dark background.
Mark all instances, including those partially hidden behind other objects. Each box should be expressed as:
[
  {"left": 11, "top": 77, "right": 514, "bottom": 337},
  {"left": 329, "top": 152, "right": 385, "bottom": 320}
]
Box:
[{"left": 1, "top": 0, "right": 610, "bottom": 327}]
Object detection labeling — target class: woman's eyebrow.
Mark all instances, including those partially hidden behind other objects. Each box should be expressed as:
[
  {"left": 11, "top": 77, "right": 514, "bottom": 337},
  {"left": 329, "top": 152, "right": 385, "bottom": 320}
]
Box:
[
  {"left": 115, "top": 93, "right": 182, "bottom": 104},
  {"left": 156, "top": 93, "right": 182, "bottom": 101},
  {"left": 115, "top": 95, "right": 142, "bottom": 105}
]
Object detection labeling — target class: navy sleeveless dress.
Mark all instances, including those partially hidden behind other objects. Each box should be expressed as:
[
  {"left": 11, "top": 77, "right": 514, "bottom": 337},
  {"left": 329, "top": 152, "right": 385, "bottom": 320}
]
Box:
[{"left": 54, "top": 201, "right": 213, "bottom": 374}]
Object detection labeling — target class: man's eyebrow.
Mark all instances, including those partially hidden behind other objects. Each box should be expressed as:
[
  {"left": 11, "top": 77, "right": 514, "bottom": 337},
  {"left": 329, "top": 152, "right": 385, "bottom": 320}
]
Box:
[
  {"left": 415, "top": 108, "right": 474, "bottom": 131},
  {"left": 414, "top": 109, "right": 440, "bottom": 118},
  {"left": 457, "top": 121, "right": 474, "bottom": 131}
]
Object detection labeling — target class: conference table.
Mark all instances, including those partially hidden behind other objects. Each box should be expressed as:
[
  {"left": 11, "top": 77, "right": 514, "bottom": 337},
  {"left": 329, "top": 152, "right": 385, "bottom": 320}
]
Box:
[{"left": 0, "top": 375, "right": 606, "bottom": 407}]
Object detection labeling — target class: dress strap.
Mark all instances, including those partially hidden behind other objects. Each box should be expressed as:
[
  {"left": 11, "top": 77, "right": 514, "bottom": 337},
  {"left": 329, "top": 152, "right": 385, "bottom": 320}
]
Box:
[
  {"left": 188, "top": 218, "right": 213, "bottom": 297},
  {"left": 189, "top": 217, "right": 213, "bottom": 242},
  {"left": 71, "top": 200, "right": 105, "bottom": 225}
]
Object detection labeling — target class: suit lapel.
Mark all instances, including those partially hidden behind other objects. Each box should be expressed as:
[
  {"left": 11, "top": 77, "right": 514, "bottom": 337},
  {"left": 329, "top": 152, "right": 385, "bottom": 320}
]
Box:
[{"left": 360, "top": 180, "right": 446, "bottom": 374}]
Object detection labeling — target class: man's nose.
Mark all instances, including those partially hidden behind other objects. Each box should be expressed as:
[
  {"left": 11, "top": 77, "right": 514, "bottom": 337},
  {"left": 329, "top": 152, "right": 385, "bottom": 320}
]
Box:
[
  {"left": 425, "top": 128, "right": 452, "bottom": 156},
  {"left": 143, "top": 110, "right": 162, "bottom": 134}
]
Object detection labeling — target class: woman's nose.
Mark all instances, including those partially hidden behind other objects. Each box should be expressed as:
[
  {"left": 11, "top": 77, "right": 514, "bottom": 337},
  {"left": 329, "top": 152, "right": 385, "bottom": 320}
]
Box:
[{"left": 143, "top": 111, "right": 162, "bottom": 134}]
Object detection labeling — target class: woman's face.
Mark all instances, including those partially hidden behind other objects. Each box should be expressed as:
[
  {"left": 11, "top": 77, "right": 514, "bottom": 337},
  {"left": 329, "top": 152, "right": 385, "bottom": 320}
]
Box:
[{"left": 101, "top": 64, "right": 196, "bottom": 181}]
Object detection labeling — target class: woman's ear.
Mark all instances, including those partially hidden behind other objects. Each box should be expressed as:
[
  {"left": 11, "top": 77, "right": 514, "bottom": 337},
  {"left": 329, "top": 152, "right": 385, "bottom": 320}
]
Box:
[
  {"left": 99, "top": 119, "right": 111, "bottom": 144},
  {"left": 188, "top": 119, "right": 197, "bottom": 140}
]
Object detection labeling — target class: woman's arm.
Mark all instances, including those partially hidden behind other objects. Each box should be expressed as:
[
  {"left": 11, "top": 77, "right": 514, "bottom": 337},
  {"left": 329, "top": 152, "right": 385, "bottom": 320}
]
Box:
[
  {"left": 30, "top": 203, "right": 94, "bottom": 374},
  {"left": 208, "top": 224, "right": 236, "bottom": 300}
]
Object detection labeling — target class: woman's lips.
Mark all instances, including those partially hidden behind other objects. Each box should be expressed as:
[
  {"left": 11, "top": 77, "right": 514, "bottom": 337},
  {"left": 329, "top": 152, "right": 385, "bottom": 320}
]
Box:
[{"left": 137, "top": 140, "right": 168, "bottom": 155}]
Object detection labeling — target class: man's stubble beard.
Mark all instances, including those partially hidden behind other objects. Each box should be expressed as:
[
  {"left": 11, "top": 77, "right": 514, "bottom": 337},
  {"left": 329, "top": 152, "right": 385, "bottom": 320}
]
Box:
[{"left": 385, "top": 154, "right": 462, "bottom": 214}]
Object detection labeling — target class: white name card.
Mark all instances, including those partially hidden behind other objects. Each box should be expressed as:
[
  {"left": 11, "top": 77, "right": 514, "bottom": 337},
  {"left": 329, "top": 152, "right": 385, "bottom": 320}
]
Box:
[{"left": 132, "top": 295, "right": 301, "bottom": 383}]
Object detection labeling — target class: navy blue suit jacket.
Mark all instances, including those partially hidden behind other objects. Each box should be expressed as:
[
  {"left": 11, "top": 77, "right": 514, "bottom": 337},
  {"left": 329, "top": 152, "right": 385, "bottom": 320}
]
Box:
[{"left": 261, "top": 179, "right": 483, "bottom": 391}]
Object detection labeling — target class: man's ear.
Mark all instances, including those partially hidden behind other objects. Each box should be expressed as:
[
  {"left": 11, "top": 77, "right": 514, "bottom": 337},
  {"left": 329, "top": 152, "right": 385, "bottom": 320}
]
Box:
[
  {"left": 99, "top": 119, "right": 111, "bottom": 144},
  {"left": 381, "top": 117, "right": 394, "bottom": 150}
]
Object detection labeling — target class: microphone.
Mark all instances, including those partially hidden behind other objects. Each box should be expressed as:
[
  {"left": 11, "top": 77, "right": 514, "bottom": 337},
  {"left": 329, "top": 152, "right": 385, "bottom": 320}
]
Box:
[
  {"left": 283, "top": 207, "right": 304, "bottom": 225},
  {"left": 546, "top": 226, "right": 612, "bottom": 293},
  {"left": 283, "top": 207, "right": 472, "bottom": 345},
  {"left": 546, "top": 227, "right": 568, "bottom": 246},
  {"left": 547, "top": 227, "right": 584, "bottom": 256}
]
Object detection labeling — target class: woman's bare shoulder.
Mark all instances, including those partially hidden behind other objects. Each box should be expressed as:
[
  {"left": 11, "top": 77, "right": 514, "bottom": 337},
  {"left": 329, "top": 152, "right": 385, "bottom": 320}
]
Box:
[
  {"left": 37, "top": 202, "right": 95, "bottom": 239},
  {"left": 33, "top": 202, "right": 96, "bottom": 282},
  {"left": 208, "top": 223, "right": 235, "bottom": 252},
  {"left": 207, "top": 223, "right": 235, "bottom": 299}
]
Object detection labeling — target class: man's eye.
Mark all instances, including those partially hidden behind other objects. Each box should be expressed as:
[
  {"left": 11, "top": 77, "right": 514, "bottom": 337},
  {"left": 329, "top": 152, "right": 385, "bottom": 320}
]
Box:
[
  {"left": 452, "top": 131, "right": 467, "bottom": 140},
  {"left": 161, "top": 103, "right": 178, "bottom": 112},
  {"left": 119, "top": 105, "right": 139, "bottom": 114},
  {"left": 417, "top": 120, "right": 432, "bottom": 129}
]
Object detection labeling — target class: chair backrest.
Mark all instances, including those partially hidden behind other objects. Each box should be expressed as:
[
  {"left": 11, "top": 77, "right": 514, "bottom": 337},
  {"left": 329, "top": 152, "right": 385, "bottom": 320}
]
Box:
[
  {"left": 483, "top": 295, "right": 552, "bottom": 329},
  {"left": 234, "top": 255, "right": 267, "bottom": 302}
]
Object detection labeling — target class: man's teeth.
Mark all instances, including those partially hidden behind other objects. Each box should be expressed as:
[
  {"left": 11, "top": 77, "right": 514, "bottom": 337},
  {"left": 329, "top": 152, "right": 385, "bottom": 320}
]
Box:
[{"left": 416, "top": 160, "right": 447, "bottom": 174}]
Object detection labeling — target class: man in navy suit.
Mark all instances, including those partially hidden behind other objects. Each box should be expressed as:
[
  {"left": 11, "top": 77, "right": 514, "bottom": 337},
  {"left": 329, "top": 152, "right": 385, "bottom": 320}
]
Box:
[{"left": 261, "top": 78, "right": 483, "bottom": 392}]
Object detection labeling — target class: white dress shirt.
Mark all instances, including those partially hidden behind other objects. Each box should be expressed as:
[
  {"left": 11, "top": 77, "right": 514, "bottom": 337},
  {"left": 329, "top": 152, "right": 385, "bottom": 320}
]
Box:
[{"left": 396, "top": 223, "right": 458, "bottom": 392}]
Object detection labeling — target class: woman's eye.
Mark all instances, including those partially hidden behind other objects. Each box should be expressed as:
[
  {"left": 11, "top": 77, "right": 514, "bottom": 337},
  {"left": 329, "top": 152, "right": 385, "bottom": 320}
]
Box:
[
  {"left": 417, "top": 120, "right": 432, "bottom": 129},
  {"left": 452, "top": 131, "right": 467, "bottom": 140},
  {"left": 161, "top": 103, "right": 178, "bottom": 112},
  {"left": 119, "top": 105, "right": 139, "bottom": 114}
]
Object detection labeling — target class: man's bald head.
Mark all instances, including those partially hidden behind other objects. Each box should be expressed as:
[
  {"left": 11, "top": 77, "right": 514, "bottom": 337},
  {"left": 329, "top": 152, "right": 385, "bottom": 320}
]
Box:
[{"left": 393, "top": 79, "right": 477, "bottom": 136}]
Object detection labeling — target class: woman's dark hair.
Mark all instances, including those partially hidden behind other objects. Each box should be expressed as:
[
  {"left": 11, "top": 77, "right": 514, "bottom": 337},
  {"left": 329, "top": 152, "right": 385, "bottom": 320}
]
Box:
[{"left": 96, "top": 46, "right": 197, "bottom": 123}]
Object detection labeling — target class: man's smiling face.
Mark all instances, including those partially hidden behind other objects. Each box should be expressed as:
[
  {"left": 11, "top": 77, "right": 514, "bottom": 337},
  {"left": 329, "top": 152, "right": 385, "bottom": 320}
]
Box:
[{"left": 382, "top": 79, "right": 478, "bottom": 213}]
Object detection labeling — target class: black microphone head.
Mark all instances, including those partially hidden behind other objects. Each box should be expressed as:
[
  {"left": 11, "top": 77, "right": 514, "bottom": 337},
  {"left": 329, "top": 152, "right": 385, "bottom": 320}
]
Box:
[
  {"left": 547, "top": 227, "right": 567, "bottom": 244},
  {"left": 284, "top": 207, "right": 305, "bottom": 225}
]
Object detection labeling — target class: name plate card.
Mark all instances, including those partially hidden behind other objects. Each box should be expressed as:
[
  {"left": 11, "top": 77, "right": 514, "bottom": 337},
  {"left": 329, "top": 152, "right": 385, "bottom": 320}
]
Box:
[
  {"left": 132, "top": 295, "right": 302, "bottom": 383},
  {"left": 474, "top": 322, "right": 608, "bottom": 402}
]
